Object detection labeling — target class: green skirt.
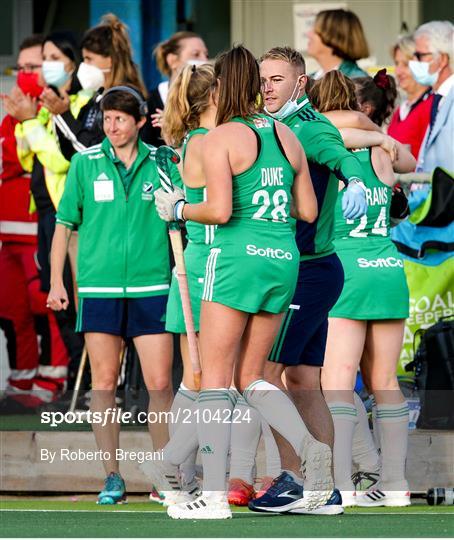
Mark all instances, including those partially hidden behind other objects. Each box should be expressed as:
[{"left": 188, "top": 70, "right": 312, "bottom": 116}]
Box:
[
  {"left": 202, "top": 222, "right": 299, "bottom": 314},
  {"left": 165, "top": 241, "right": 212, "bottom": 333},
  {"left": 330, "top": 237, "right": 409, "bottom": 320}
]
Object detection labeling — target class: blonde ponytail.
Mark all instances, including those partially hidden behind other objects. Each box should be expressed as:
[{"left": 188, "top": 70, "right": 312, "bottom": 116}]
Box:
[{"left": 162, "top": 63, "right": 215, "bottom": 147}]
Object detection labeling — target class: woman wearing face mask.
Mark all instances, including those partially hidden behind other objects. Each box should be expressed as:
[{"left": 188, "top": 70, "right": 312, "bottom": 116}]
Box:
[
  {"left": 142, "top": 31, "right": 209, "bottom": 147},
  {"left": 307, "top": 9, "right": 370, "bottom": 80},
  {"left": 13, "top": 31, "right": 85, "bottom": 398},
  {"left": 387, "top": 35, "right": 433, "bottom": 159},
  {"left": 47, "top": 14, "right": 147, "bottom": 160}
]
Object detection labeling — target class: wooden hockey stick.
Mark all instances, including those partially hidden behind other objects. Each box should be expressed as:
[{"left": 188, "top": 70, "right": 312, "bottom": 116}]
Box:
[{"left": 155, "top": 146, "right": 201, "bottom": 391}]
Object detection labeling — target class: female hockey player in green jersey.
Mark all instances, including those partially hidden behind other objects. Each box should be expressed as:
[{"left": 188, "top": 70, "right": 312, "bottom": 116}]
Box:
[{"left": 311, "top": 70, "right": 416, "bottom": 508}]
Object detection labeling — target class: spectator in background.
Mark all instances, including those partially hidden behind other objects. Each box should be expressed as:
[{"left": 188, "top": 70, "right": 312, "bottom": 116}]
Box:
[
  {"left": 388, "top": 35, "right": 433, "bottom": 159},
  {"left": 0, "top": 35, "right": 69, "bottom": 409},
  {"left": 12, "top": 31, "right": 85, "bottom": 401},
  {"left": 307, "top": 9, "right": 369, "bottom": 80},
  {"left": 143, "top": 31, "right": 208, "bottom": 147},
  {"left": 410, "top": 21, "right": 454, "bottom": 172},
  {"left": 49, "top": 13, "right": 147, "bottom": 160}
]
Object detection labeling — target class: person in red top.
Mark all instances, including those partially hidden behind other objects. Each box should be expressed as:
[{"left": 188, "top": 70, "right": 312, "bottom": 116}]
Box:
[
  {"left": 0, "top": 35, "right": 69, "bottom": 407},
  {"left": 388, "top": 34, "right": 433, "bottom": 158}
]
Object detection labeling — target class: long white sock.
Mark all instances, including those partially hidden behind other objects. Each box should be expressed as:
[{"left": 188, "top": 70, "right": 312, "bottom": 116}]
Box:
[
  {"left": 328, "top": 401, "right": 358, "bottom": 491},
  {"left": 163, "top": 400, "right": 199, "bottom": 466},
  {"left": 371, "top": 394, "right": 380, "bottom": 449},
  {"left": 261, "top": 419, "right": 281, "bottom": 478},
  {"left": 376, "top": 401, "right": 409, "bottom": 491},
  {"left": 197, "top": 388, "right": 236, "bottom": 492},
  {"left": 243, "top": 380, "right": 311, "bottom": 456},
  {"left": 229, "top": 391, "right": 261, "bottom": 485},
  {"left": 170, "top": 384, "right": 199, "bottom": 485},
  {"left": 352, "top": 392, "right": 380, "bottom": 472}
]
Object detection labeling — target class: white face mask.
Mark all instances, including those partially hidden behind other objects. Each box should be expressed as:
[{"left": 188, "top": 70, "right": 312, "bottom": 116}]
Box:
[
  {"left": 77, "top": 62, "right": 109, "bottom": 91},
  {"left": 265, "top": 77, "right": 305, "bottom": 121},
  {"left": 409, "top": 60, "right": 439, "bottom": 87}
]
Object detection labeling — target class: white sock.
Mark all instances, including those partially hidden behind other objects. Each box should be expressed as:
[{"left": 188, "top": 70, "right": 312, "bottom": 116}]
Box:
[
  {"left": 328, "top": 401, "right": 358, "bottom": 491},
  {"left": 283, "top": 469, "right": 303, "bottom": 485},
  {"left": 197, "top": 388, "right": 236, "bottom": 492},
  {"left": 229, "top": 391, "right": 261, "bottom": 485},
  {"left": 352, "top": 392, "right": 380, "bottom": 473},
  {"left": 170, "top": 384, "right": 199, "bottom": 485},
  {"left": 371, "top": 395, "right": 380, "bottom": 449},
  {"left": 261, "top": 419, "right": 281, "bottom": 478},
  {"left": 376, "top": 401, "right": 409, "bottom": 491},
  {"left": 243, "top": 380, "right": 311, "bottom": 456}
]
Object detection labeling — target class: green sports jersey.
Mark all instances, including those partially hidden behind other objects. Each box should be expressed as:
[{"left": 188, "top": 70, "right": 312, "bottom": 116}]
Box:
[
  {"left": 229, "top": 115, "right": 295, "bottom": 225},
  {"left": 282, "top": 95, "right": 365, "bottom": 261},
  {"left": 330, "top": 147, "right": 409, "bottom": 320},
  {"left": 182, "top": 128, "right": 215, "bottom": 245},
  {"left": 334, "top": 147, "right": 391, "bottom": 240},
  {"left": 202, "top": 114, "right": 299, "bottom": 314},
  {"left": 56, "top": 137, "right": 170, "bottom": 298}
]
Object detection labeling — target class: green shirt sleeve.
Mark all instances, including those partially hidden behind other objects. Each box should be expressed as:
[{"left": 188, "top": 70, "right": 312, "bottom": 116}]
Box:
[
  {"left": 297, "top": 117, "right": 365, "bottom": 185},
  {"left": 56, "top": 153, "right": 84, "bottom": 229}
]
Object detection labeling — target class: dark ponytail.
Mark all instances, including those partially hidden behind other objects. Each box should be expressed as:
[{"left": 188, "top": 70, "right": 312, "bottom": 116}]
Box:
[{"left": 354, "top": 69, "right": 397, "bottom": 126}]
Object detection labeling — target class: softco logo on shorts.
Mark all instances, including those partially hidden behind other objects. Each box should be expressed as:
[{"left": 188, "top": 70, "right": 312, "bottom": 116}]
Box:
[
  {"left": 246, "top": 244, "right": 293, "bottom": 260},
  {"left": 357, "top": 257, "right": 403, "bottom": 268}
]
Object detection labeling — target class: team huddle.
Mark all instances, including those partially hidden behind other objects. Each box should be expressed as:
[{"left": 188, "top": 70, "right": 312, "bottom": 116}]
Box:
[{"left": 48, "top": 42, "right": 415, "bottom": 519}]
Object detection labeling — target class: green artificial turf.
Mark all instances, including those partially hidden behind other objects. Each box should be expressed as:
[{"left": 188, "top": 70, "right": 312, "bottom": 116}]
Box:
[{"left": 1, "top": 500, "right": 453, "bottom": 538}]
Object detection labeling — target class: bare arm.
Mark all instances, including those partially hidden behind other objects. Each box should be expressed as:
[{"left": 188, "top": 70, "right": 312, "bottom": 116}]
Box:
[
  {"left": 323, "top": 110, "right": 381, "bottom": 132},
  {"left": 47, "top": 224, "right": 72, "bottom": 311},
  {"left": 182, "top": 128, "right": 232, "bottom": 224},
  {"left": 275, "top": 122, "right": 317, "bottom": 223}
]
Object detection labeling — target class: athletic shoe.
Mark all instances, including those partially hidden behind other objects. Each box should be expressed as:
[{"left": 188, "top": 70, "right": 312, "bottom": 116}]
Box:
[
  {"left": 228, "top": 478, "right": 255, "bottom": 506},
  {"left": 340, "top": 490, "right": 357, "bottom": 507},
  {"left": 97, "top": 472, "right": 126, "bottom": 505},
  {"left": 356, "top": 489, "right": 411, "bottom": 507},
  {"left": 149, "top": 484, "right": 165, "bottom": 504},
  {"left": 167, "top": 494, "right": 232, "bottom": 519},
  {"left": 299, "top": 437, "right": 334, "bottom": 509},
  {"left": 352, "top": 471, "right": 380, "bottom": 495},
  {"left": 163, "top": 477, "right": 201, "bottom": 507},
  {"left": 287, "top": 489, "right": 344, "bottom": 515},
  {"left": 248, "top": 472, "right": 305, "bottom": 513},
  {"left": 254, "top": 476, "right": 274, "bottom": 499}
]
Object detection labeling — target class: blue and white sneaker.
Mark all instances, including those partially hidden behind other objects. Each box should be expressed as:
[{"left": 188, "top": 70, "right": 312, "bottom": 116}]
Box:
[
  {"left": 287, "top": 489, "right": 344, "bottom": 515},
  {"left": 248, "top": 472, "right": 305, "bottom": 513},
  {"left": 97, "top": 472, "right": 127, "bottom": 505}
]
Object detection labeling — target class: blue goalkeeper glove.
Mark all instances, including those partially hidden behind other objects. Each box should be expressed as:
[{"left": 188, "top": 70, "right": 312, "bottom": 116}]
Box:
[{"left": 342, "top": 179, "right": 368, "bottom": 220}]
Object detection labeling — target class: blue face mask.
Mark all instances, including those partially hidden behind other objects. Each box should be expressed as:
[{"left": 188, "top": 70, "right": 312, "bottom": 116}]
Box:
[
  {"left": 409, "top": 60, "right": 439, "bottom": 87},
  {"left": 42, "top": 61, "right": 71, "bottom": 87}
]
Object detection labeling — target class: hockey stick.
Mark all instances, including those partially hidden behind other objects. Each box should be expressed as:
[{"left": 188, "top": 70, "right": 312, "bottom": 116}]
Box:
[
  {"left": 155, "top": 146, "right": 202, "bottom": 391},
  {"left": 69, "top": 346, "right": 88, "bottom": 412}
]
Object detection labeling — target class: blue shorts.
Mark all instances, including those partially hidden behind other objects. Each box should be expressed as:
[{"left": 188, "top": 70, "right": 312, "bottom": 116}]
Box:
[
  {"left": 268, "top": 253, "right": 344, "bottom": 367},
  {"left": 76, "top": 296, "right": 168, "bottom": 338}
]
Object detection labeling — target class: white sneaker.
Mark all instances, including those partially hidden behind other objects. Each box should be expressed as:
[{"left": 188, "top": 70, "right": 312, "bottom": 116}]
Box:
[
  {"left": 298, "top": 436, "right": 334, "bottom": 510},
  {"left": 340, "top": 490, "right": 357, "bottom": 507},
  {"left": 356, "top": 489, "right": 411, "bottom": 507},
  {"left": 163, "top": 475, "right": 201, "bottom": 506},
  {"left": 167, "top": 494, "right": 232, "bottom": 520}
]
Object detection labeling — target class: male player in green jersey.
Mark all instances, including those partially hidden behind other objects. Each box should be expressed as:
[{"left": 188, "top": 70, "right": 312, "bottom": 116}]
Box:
[{"left": 249, "top": 47, "right": 368, "bottom": 514}]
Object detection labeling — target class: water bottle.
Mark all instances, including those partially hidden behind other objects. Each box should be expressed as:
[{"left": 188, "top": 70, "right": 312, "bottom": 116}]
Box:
[{"left": 427, "top": 488, "right": 454, "bottom": 505}]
